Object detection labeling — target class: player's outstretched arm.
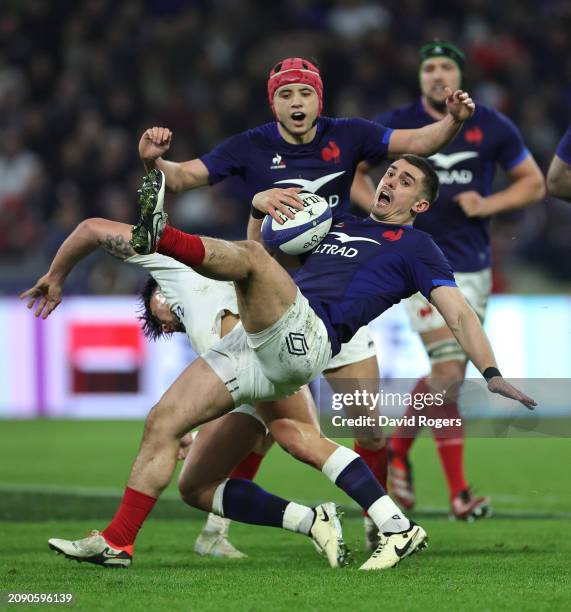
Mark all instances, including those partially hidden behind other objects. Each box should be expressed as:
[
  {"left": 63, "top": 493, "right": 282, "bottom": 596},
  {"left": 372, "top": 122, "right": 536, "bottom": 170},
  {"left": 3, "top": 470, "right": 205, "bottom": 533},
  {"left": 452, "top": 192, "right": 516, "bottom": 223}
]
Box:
[
  {"left": 546, "top": 155, "right": 571, "bottom": 202},
  {"left": 430, "top": 285, "right": 537, "bottom": 409},
  {"left": 387, "top": 88, "right": 474, "bottom": 157},
  {"left": 139, "top": 126, "right": 210, "bottom": 193},
  {"left": 20, "top": 218, "right": 134, "bottom": 319}
]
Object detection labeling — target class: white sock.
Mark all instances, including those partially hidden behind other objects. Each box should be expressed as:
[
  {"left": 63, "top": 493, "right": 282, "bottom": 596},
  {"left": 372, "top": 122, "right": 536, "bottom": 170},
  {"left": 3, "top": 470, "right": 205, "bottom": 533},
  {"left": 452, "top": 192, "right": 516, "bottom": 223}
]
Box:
[
  {"left": 368, "top": 496, "right": 410, "bottom": 533},
  {"left": 203, "top": 513, "right": 230, "bottom": 535},
  {"left": 211, "top": 479, "right": 229, "bottom": 517},
  {"left": 282, "top": 502, "right": 315, "bottom": 535},
  {"left": 321, "top": 446, "right": 360, "bottom": 482}
]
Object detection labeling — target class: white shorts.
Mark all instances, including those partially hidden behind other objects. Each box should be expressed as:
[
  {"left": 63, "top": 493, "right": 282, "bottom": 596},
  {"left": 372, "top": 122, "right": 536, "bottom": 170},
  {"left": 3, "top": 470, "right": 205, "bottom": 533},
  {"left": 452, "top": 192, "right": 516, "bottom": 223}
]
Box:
[
  {"left": 325, "top": 326, "right": 376, "bottom": 370},
  {"left": 405, "top": 268, "right": 492, "bottom": 363},
  {"left": 405, "top": 268, "right": 491, "bottom": 333},
  {"left": 202, "top": 291, "right": 332, "bottom": 407},
  {"left": 231, "top": 404, "right": 268, "bottom": 433}
]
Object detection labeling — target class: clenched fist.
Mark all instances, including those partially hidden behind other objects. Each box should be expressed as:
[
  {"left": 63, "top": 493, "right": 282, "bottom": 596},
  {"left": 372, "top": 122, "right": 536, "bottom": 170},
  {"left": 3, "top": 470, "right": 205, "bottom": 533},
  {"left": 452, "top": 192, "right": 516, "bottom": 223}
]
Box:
[{"left": 139, "top": 127, "right": 172, "bottom": 163}]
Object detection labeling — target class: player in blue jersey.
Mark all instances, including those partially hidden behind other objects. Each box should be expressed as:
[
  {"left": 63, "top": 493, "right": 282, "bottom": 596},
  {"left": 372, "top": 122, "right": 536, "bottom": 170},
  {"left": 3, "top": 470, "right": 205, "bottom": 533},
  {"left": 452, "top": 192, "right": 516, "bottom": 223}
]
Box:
[
  {"left": 357, "top": 41, "right": 545, "bottom": 520},
  {"left": 138, "top": 57, "right": 476, "bottom": 547},
  {"left": 547, "top": 125, "right": 571, "bottom": 201},
  {"left": 26, "top": 157, "right": 535, "bottom": 570}
]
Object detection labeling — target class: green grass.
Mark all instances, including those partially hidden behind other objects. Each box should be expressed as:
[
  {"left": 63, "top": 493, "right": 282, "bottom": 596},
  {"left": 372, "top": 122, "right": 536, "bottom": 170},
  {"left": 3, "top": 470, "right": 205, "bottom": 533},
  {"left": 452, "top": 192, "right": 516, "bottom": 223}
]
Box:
[{"left": 0, "top": 421, "right": 570, "bottom": 611}]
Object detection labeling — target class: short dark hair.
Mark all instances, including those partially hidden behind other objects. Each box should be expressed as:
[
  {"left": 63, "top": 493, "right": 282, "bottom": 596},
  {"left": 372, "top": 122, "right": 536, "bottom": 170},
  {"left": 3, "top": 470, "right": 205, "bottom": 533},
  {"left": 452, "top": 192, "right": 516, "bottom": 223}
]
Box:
[
  {"left": 137, "top": 276, "right": 164, "bottom": 341},
  {"left": 401, "top": 154, "right": 440, "bottom": 203}
]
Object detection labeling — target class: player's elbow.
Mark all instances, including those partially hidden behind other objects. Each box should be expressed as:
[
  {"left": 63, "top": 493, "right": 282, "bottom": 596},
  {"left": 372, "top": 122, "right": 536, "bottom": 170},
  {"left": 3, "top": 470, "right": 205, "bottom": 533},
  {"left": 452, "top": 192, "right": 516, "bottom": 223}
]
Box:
[
  {"left": 77, "top": 218, "right": 101, "bottom": 238},
  {"left": 530, "top": 174, "right": 547, "bottom": 202}
]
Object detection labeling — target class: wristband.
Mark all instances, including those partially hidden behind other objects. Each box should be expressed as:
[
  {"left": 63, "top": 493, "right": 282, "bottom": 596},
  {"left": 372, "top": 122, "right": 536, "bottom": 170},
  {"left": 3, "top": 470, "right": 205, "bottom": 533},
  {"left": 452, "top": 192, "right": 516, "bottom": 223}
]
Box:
[
  {"left": 483, "top": 367, "right": 502, "bottom": 381},
  {"left": 251, "top": 205, "right": 265, "bottom": 220}
]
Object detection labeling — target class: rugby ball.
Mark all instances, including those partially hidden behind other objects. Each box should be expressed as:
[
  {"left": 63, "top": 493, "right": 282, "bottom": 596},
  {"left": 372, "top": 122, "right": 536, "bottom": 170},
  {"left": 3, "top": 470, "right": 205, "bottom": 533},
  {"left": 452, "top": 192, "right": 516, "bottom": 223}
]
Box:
[{"left": 261, "top": 192, "right": 332, "bottom": 255}]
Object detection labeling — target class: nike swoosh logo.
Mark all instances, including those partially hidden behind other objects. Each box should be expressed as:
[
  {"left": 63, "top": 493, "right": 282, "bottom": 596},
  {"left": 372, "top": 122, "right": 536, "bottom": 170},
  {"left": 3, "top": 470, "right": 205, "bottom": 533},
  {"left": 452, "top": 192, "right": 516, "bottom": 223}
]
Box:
[
  {"left": 429, "top": 151, "right": 479, "bottom": 169},
  {"left": 394, "top": 538, "right": 413, "bottom": 557},
  {"left": 274, "top": 171, "right": 346, "bottom": 193},
  {"left": 321, "top": 509, "right": 330, "bottom": 522},
  {"left": 328, "top": 231, "right": 381, "bottom": 245}
]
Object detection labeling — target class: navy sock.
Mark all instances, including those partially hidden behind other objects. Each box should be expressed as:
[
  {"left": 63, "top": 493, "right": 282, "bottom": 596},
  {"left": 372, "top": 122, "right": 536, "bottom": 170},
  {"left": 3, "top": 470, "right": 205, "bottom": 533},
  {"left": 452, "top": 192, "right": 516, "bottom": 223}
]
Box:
[
  {"left": 221, "top": 478, "right": 289, "bottom": 528},
  {"left": 335, "top": 458, "right": 387, "bottom": 510}
]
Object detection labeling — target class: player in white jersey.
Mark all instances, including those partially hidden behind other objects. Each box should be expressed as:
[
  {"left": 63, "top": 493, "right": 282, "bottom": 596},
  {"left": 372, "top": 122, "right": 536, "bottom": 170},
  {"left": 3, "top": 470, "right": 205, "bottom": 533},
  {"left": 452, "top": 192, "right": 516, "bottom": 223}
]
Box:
[{"left": 58, "top": 222, "right": 378, "bottom": 558}]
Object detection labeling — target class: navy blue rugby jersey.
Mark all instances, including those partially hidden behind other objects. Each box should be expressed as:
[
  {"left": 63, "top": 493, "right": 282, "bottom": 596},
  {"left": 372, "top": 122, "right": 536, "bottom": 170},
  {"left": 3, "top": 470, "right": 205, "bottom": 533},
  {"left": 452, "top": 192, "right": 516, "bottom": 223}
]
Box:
[
  {"left": 555, "top": 125, "right": 571, "bottom": 164},
  {"left": 200, "top": 117, "right": 392, "bottom": 221},
  {"left": 374, "top": 101, "right": 529, "bottom": 272},
  {"left": 294, "top": 215, "right": 456, "bottom": 356}
]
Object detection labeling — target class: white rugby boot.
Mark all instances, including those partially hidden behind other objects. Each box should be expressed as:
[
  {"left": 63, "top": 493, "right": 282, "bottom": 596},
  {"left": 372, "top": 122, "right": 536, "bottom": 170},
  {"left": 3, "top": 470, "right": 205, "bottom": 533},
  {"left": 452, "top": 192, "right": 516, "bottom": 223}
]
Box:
[
  {"left": 48, "top": 530, "right": 133, "bottom": 568},
  {"left": 359, "top": 521, "right": 428, "bottom": 570},
  {"left": 194, "top": 514, "right": 247, "bottom": 559},
  {"left": 130, "top": 169, "right": 167, "bottom": 254},
  {"left": 310, "top": 502, "right": 350, "bottom": 568}
]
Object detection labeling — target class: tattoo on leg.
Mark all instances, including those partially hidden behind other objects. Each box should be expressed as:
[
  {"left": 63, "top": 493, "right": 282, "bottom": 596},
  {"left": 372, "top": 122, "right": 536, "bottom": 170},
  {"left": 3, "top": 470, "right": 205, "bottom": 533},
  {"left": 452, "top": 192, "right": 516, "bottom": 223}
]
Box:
[{"left": 101, "top": 234, "right": 136, "bottom": 260}]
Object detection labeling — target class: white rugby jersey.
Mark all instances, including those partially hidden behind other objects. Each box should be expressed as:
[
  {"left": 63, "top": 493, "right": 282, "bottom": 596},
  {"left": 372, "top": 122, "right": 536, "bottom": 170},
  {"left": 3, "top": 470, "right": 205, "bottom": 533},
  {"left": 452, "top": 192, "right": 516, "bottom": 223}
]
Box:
[{"left": 127, "top": 253, "right": 239, "bottom": 354}]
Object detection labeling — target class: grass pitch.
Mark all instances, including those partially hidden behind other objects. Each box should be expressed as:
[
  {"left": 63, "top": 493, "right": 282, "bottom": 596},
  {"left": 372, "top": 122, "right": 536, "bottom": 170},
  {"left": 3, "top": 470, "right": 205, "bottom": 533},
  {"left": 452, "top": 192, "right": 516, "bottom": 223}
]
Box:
[{"left": 0, "top": 420, "right": 569, "bottom": 611}]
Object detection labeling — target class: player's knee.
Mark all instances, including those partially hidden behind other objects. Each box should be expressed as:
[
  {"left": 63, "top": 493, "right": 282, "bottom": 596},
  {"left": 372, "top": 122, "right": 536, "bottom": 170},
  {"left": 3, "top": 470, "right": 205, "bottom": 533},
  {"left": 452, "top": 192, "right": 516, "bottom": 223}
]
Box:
[
  {"left": 241, "top": 240, "right": 268, "bottom": 271},
  {"left": 143, "top": 398, "right": 183, "bottom": 441},
  {"left": 178, "top": 481, "right": 201, "bottom": 508},
  {"left": 271, "top": 422, "right": 320, "bottom": 467}
]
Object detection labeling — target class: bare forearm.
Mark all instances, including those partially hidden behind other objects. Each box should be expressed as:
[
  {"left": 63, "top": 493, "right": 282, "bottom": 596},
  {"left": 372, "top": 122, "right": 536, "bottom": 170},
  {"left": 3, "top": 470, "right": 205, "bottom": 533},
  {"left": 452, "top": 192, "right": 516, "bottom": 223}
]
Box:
[
  {"left": 484, "top": 176, "right": 546, "bottom": 215},
  {"left": 247, "top": 215, "right": 263, "bottom": 242},
  {"left": 47, "top": 220, "right": 100, "bottom": 281},
  {"left": 142, "top": 158, "right": 185, "bottom": 193},
  {"left": 143, "top": 157, "right": 209, "bottom": 194},
  {"left": 416, "top": 114, "right": 463, "bottom": 155},
  {"left": 47, "top": 218, "right": 134, "bottom": 281},
  {"left": 449, "top": 309, "right": 497, "bottom": 374},
  {"left": 390, "top": 114, "right": 463, "bottom": 156}
]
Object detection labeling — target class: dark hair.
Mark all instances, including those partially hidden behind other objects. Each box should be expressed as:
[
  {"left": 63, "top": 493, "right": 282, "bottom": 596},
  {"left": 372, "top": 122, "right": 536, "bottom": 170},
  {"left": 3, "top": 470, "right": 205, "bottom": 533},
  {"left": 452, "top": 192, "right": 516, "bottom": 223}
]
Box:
[
  {"left": 401, "top": 154, "right": 440, "bottom": 203},
  {"left": 137, "top": 276, "right": 164, "bottom": 341}
]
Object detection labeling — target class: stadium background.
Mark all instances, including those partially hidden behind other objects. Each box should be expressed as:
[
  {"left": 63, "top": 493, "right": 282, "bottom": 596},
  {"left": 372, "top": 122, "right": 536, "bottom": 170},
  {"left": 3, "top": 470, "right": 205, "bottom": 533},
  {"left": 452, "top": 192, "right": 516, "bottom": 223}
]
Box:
[{"left": 0, "top": 1, "right": 570, "bottom": 609}]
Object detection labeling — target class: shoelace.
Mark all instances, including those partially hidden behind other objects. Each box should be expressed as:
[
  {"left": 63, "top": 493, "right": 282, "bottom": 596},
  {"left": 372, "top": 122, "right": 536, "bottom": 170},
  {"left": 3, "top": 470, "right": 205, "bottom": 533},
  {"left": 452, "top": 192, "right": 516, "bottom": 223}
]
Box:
[{"left": 370, "top": 538, "right": 387, "bottom": 558}]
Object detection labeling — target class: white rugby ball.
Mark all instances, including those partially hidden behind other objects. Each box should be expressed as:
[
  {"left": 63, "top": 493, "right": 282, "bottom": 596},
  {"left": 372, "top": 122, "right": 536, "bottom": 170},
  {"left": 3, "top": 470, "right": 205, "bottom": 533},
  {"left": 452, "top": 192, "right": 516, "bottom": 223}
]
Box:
[{"left": 261, "top": 192, "right": 332, "bottom": 255}]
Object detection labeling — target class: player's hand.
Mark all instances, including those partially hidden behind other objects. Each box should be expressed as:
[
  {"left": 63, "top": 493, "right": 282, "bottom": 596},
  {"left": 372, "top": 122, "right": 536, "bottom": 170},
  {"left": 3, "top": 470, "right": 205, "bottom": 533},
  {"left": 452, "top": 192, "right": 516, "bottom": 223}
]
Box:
[
  {"left": 19, "top": 274, "right": 63, "bottom": 319},
  {"left": 252, "top": 188, "right": 304, "bottom": 224},
  {"left": 139, "top": 127, "right": 172, "bottom": 162},
  {"left": 487, "top": 377, "right": 537, "bottom": 410},
  {"left": 445, "top": 88, "right": 475, "bottom": 122},
  {"left": 454, "top": 190, "right": 487, "bottom": 217},
  {"left": 177, "top": 432, "right": 194, "bottom": 461}
]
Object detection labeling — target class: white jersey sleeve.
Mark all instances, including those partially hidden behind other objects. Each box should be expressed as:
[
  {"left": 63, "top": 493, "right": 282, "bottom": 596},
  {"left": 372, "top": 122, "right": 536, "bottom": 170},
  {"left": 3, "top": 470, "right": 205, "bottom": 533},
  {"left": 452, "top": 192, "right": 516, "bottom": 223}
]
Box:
[{"left": 126, "top": 253, "right": 239, "bottom": 354}]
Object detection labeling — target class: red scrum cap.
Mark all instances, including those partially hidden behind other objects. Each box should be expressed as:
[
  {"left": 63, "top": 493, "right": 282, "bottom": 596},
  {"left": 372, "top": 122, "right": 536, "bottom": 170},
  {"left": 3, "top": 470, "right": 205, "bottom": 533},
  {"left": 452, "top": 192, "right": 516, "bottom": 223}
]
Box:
[{"left": 267, "top": 58, "right": 323, "bottom": 115}]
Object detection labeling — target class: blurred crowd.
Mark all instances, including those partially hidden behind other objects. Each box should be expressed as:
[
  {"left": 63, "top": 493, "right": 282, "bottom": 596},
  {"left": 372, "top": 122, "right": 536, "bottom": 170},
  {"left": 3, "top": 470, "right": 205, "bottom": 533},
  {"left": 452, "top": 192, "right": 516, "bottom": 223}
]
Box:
[{"left": 1, "top": 0, "right": 570, "bottom": 295}]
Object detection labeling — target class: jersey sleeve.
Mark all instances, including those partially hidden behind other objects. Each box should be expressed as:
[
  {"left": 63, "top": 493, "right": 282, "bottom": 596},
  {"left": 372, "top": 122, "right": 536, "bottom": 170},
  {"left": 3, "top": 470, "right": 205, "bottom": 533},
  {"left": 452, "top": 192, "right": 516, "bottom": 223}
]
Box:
[
  {"left": 199, "top": 132, "right": 250, "bottom": 185},
  {"left": 493, "top": 111, "right": 530, "bottom": 171},
  {"left": 407, "top": 236, "right": 457, "bottom": 300},
  {"left": 350, "top": 118, "right": 393, "bottom": 166},
  {"left": 555, "top": 125, "right": 571, "bottom": 164}
]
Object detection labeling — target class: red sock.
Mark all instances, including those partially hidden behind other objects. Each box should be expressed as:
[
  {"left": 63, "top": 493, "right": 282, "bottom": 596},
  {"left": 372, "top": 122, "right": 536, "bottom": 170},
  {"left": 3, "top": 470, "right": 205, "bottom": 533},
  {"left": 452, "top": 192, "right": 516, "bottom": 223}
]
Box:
[
  {"left": 230, "top": 452, "right": 265, "bottom": 481},
  {"left": 101, "top": 487, "right": 157, "bottom": 548},
  {"left": 354, "top": 441, "right": 388, "bottom": 490},
  {"left": 388, "top": 377, "right": 428, "bottom": 466},
  {"left": 157, "top": 225, "right": 205, "bottom": 267},
  {"left": 430, "top": 400, "right": 467, "bottom": 499}
]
